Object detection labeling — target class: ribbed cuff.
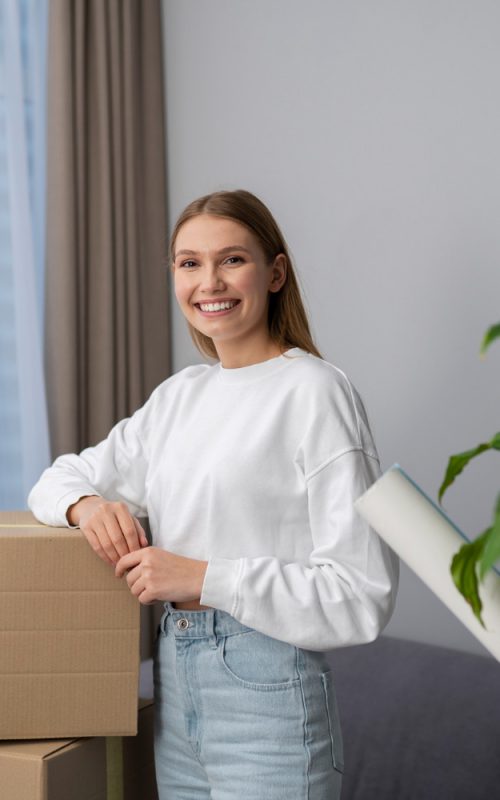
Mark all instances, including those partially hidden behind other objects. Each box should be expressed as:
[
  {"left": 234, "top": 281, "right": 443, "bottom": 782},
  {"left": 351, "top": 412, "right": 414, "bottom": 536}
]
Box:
[
  {"left": 56, "top": 490, "right": 100, "bottom": 528},
  {"left": 199, "top": 557, "right": 244, "bottom": 616}
]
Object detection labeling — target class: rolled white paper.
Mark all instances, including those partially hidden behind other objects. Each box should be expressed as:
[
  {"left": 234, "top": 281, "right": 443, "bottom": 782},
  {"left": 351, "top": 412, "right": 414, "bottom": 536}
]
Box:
[{"left": 354, "top": 464, "right": 500, "bottom": 661}]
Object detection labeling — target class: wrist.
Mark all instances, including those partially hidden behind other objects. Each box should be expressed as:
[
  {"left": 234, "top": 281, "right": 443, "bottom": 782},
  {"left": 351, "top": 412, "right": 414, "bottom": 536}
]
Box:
[{"left": 66, "top": 495, "right": 101, "bottom": 526}]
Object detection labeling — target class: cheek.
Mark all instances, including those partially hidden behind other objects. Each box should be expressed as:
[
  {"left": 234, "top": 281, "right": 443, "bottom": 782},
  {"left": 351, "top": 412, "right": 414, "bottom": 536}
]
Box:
[
  {"left": 173, "top": 274, "right": 190, "bottom": 305},
  {"left": 236, "top": 274, "right": 267, "bottom": 298}
]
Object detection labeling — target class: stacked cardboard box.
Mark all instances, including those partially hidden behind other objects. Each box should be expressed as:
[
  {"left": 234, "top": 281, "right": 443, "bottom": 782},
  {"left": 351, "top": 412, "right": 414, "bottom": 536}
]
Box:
[
  {"left": 0, "top": 700, "right": 158, "bottom": 800},
  {"left": 0, "top": 511, "right": 139, "bottom": 738},
  {"left": 0, "top": 511, "right": 158, "bottom": 798}
]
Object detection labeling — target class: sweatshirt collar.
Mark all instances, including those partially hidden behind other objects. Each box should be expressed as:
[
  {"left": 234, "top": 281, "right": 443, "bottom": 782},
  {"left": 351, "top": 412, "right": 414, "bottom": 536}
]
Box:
[{"left": 217, "top": 347, "right": 306, "bottom": 385}]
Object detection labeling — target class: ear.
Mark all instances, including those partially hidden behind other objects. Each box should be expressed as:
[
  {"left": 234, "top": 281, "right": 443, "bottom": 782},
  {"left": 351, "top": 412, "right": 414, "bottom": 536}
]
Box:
[{"left": 268, "top": 253, "right": 287, "bottom": 293}]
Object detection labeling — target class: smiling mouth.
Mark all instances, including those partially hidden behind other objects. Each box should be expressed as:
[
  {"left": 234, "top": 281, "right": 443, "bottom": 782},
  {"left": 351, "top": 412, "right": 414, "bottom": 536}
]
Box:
[{"left": 195, "top": 300, "right": 241, "bottom": 314}]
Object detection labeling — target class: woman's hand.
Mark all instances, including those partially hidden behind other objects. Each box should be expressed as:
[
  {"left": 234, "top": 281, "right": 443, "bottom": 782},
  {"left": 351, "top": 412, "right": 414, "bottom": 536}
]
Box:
[
  {"left": 68, "top": 496, "right": 148, "bottom": 566},
  {"left": 115, "top": 546, "right": 208, "bottom": 605}
]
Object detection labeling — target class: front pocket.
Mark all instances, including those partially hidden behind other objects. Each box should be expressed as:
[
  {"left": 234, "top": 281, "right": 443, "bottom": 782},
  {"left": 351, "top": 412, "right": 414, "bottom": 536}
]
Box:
[
  {"left": 321, "top": 670, "right": 344, "bottom": 773},
  {"left": 217, "top": 629, "right": 302, "bottom": 691}
]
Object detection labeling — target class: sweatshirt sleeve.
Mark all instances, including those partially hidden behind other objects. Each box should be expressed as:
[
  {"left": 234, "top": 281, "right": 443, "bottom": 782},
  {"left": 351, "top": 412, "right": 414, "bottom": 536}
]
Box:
[
  {"left": 27, "top": 399, "right": 153, "bottom": 528},
  {"left": 200, "top": 449, "right": 399, "bottom": 651}
]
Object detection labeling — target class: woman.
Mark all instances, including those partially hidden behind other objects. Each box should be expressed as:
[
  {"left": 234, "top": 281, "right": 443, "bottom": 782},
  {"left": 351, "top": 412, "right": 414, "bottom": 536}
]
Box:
[{"left": 29, "top": 189, "right": 399, "bottom": 799}]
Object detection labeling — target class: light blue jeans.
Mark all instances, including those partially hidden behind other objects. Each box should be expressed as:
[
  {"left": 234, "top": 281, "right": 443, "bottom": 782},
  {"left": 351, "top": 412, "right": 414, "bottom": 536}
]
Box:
[{"left": 153, "top": 602, "right": 344, "bottom": 799}]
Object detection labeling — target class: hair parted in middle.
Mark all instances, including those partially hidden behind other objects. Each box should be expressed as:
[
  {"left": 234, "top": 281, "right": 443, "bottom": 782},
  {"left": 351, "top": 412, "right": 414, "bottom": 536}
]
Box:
[{"left": 169, "top": 189, "right": 323, "bottom": 362}]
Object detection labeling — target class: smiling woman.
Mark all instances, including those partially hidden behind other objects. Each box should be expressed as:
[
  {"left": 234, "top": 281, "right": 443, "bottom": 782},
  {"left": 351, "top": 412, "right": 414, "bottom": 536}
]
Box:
[
  {"left": 172, "top": 213, "right": 287, "bottom": 368},
  {"left": 28, "top": 188, "right": 399, "bottom": 800},
  {"left": 168, "top": 189, "right": 323, "bottom": 368}
]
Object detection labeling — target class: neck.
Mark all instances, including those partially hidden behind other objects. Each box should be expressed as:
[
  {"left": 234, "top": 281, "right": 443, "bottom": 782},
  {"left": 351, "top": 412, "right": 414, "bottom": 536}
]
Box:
[{"left": 215, "top": 337, "right": 283, "bottom": 369}]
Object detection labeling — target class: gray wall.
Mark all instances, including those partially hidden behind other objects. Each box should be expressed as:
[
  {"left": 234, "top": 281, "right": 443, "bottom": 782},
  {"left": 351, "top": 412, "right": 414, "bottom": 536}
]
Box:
[{"left": 161, "top": 0, "right": 500, "bottom": 657}]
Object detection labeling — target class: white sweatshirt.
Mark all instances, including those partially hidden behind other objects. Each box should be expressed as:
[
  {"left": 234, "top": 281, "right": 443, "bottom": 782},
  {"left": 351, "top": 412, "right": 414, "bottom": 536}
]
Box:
[{"left": 28, "top": 347, "right": 399, "bottom": 651}]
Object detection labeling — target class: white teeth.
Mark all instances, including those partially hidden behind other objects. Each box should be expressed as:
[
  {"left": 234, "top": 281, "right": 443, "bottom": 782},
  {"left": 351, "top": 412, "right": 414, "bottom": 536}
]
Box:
[{"left": 199, "top": 301, "right": 237, "bottom": 312}]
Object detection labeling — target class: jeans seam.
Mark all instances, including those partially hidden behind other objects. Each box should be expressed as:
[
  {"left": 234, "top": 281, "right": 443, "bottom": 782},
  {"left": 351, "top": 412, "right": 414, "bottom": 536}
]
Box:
[
  {"left": 297, "top": 649, "right": 312, "bottom": 800},
  {"left": 321, "top": 672, "right": 344, "bottom": 773},
  {"left": 321, "top": 673, "right": 335, "bottom": 772}
]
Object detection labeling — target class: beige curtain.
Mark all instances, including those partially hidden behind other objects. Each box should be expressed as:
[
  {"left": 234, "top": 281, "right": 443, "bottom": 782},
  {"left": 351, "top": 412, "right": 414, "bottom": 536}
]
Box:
[{"left": 45, "top": 0, "right": 171, "bottom": 459}]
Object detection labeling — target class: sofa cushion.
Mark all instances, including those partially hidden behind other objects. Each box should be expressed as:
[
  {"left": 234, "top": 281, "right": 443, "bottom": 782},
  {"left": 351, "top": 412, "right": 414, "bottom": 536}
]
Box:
[{"left": 326, "top": 635, "right": 500, "bottom": 800}]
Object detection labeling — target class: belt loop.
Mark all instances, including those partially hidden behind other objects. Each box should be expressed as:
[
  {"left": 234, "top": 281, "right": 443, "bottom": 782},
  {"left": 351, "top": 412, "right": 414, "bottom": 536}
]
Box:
[
  {"left": 209, "top": 608, "right": 218, "bottom": 649},
  {"left": 160, "top": 603, "right": 171, "bottom": 635}
]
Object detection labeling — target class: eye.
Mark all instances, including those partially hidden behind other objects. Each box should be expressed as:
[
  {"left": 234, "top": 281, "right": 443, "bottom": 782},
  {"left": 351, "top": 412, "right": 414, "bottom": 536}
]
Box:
[
  {"left": 179, "top": 260, "right": 197, "bottom": 268},
  {"left": 224, "top": 256, "right": 243, "bottom": 265}
]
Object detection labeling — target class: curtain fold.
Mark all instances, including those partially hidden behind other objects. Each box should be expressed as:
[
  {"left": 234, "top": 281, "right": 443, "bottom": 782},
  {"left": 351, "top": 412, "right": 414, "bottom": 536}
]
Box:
[{"left": 45, "top": 0, "right": 170, "bottom": 458}]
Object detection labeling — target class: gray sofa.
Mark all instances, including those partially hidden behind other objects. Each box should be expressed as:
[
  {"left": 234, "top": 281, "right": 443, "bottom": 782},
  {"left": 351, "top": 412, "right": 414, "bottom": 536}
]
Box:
[
  {"left": 327, "top": 635, "right": 500, "bottom": 799},
  {"left": 141, "top": 634, "right": 500, "bottom": 799}
]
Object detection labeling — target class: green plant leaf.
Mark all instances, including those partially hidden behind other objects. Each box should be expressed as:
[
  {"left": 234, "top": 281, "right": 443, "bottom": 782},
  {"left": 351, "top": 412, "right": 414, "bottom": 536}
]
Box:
[
  {"left": 438, "top": 432, "right": 500, "bottom": 503},
  {"left": 450, "top": 529, "right": 490, "bottom": 627},
  {"left": 480, "top": 322, "right": 500, "bottom": 357},
  {"left": 478, "top": 492, "right": 500, "bottom": 580}
]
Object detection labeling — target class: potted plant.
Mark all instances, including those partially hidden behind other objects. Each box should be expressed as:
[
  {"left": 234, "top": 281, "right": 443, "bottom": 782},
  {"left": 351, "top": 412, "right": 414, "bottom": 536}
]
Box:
[{"left": 438, "top": 322, "right": 500, "bottom": 627}]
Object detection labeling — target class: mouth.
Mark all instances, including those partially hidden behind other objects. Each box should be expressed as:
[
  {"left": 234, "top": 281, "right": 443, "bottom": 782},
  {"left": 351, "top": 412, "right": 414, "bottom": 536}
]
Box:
[{"left": 194, "top": 300, "right": 241, "bottom": 317}]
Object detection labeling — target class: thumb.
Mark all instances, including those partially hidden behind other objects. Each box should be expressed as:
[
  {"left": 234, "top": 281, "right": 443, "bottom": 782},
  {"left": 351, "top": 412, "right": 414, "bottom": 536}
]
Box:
[{"left": 134, "top": 516, "right": 149, "bottom": 547}]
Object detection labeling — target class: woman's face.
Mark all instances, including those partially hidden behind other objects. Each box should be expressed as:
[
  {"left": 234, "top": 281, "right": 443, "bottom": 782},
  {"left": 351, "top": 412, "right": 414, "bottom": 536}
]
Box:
[{"left": 172, "top": 214, "right": 286, "bottom": 363}]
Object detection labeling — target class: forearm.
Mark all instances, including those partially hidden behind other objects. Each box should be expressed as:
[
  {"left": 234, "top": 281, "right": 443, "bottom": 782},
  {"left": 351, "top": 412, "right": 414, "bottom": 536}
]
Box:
[
  {"left": 200, "top": 554, "right": 397, "bottom": 650},
  {"left": 28, "top": 429, "right": 148, "bottom": 527},
  {"left": 200, "top": 451, "right": 399, "bottom": 650}
]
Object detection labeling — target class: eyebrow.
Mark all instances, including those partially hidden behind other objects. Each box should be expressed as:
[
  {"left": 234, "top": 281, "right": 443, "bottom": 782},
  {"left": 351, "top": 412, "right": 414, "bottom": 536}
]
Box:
[{"left": 174, "top": 245, "right": 253, "bottom": 259}]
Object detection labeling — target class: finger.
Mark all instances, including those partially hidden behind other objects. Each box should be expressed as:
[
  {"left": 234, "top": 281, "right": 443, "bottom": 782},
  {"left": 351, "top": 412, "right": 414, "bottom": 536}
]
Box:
[
  {"left": 138, "top": 590, "right": 156, "bottom": 606},
  {"left": 134, "top": 517, "right": 149, "bottom": 548},
  {"left": 116, "top": 548, "right": 143, "bottom": 578},
  {"left": 114, "top": 504, "right": 143, "bottom": 553},
  {"left": 92, "top": 518, "right": 123, "bottom": 564},
  {"left": 134, "top": 579, "right": 157, "bottom": 605},
  {"left": 82, "top": 527, "right": 115, "bottom": 566},
  {"left": 101, "top": 509, "right": 131, "bottom": 559},
  {"left": 128, "top": 574, "right": 147, "bottom": 599},
  {"left": 124, "top": 563, "right": 142, "bottom": 590},
  {"left": 81, "top": 515, "right": 122, "bottom": 564},
  {"left": 81, "top": 520, "right": 119, "bottom": 564}
]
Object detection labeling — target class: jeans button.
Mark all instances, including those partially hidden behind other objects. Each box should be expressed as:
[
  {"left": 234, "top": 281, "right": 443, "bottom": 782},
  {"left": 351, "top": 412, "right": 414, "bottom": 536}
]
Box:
[{"left": 177, "top": 617, "right": 189, "bottom": 630}]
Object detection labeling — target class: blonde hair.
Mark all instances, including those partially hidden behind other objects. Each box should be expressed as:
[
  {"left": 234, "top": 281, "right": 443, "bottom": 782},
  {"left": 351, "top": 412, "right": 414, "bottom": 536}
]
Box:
[{"left": 169, "top": 189, "right": 323, "bottom": 361}]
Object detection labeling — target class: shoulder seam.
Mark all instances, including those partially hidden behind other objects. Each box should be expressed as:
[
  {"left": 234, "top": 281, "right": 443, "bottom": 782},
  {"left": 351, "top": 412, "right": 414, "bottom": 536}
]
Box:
[
  {"left": 305, "top": 448, "right": 380, "bottom": 482},
  {"left": 327, "top": 364, "right": 362, "bottom": 444},
  {"left": 308, "top": 359, "right": 364, "bottom": 444}
]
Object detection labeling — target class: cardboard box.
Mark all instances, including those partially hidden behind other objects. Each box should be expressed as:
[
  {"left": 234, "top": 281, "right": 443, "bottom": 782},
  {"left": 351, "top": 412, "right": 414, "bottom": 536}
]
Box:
[
  {"left": 0, "top": 511, "right": 140, "bottom": 739},
  {"left": 0, "top": 699, "right": 158, "bottom": 800}
]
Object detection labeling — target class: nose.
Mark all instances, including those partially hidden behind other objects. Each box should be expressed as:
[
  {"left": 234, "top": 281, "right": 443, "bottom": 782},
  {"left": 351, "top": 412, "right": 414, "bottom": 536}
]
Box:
[{"left": 199, "top": 264, "right": 226, "bottom": 293}]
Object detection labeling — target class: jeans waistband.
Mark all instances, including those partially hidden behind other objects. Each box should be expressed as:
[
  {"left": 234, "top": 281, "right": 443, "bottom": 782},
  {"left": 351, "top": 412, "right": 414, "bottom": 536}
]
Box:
[{"left": 160, "top": 601, "right": 254, "bottom": 639}]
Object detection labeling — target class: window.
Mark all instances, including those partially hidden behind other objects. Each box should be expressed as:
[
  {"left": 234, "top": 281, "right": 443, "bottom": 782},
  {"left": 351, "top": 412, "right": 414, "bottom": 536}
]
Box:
[{"left": 0, "top": 0, "right": 50, "bottom": 510}]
